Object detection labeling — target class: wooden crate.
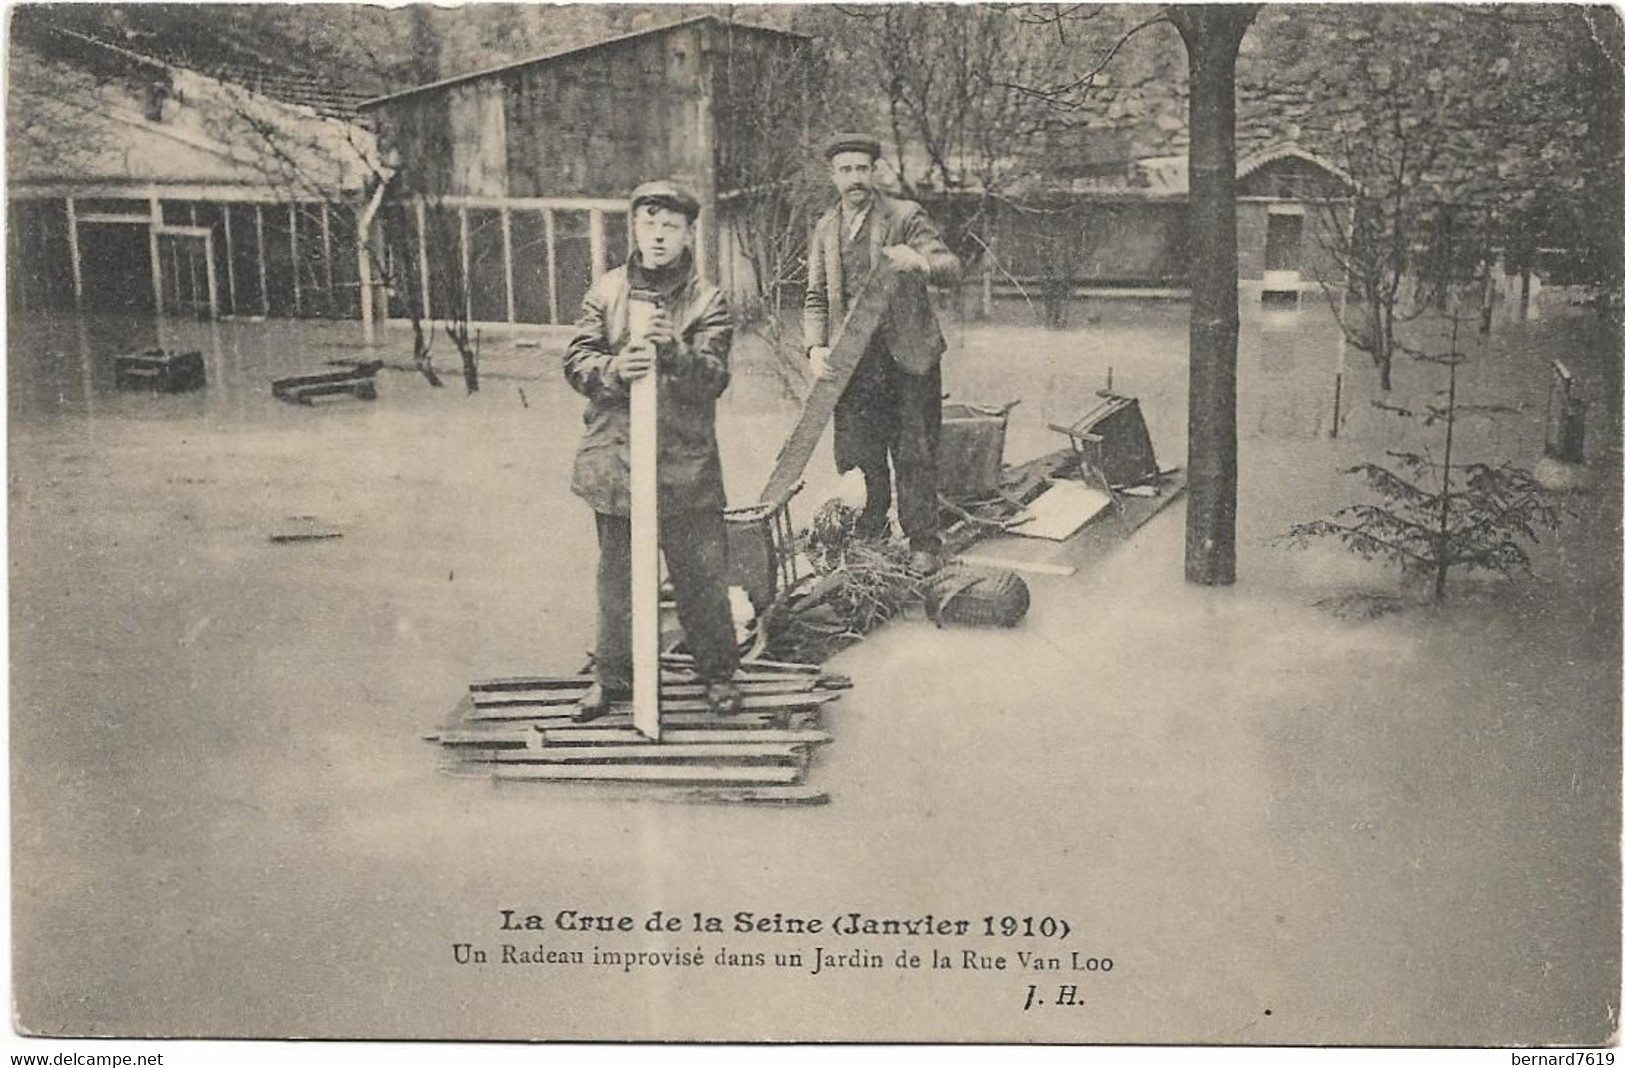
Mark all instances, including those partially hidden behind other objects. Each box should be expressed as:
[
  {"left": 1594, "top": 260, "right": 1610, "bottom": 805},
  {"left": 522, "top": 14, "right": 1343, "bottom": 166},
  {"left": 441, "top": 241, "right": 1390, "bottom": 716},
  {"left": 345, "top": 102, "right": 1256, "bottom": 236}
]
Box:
[
  {"left": 939, "top": 401, "right": 1016, "bottom": 499},
  {"left": 114, "top": 349, "right": 206, "bottom": 393}
]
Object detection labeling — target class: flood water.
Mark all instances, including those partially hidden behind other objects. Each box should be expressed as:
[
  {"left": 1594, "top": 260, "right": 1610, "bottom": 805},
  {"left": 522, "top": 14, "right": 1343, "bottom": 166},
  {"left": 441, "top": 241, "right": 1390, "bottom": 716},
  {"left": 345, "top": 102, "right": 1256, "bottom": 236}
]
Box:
[{"left": 10, "top": 294, "right": 1620, "bottom": 1043}]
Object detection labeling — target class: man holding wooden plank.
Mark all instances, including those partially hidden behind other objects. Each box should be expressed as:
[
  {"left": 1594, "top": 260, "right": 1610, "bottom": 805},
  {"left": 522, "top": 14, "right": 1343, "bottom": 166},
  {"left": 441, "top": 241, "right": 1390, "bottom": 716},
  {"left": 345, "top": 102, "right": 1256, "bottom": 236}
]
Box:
[
  {"left": 563, "top": 181, "right": 742, "bottom": 723},
  {"left": 804, "top": 134, "right": 963, "bottom": 575}
]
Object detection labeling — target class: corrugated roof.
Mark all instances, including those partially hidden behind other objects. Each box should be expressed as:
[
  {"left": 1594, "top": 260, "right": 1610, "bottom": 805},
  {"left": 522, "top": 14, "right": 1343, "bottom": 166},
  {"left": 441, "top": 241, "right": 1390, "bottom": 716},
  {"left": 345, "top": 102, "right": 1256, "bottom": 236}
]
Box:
[{"left": 359, "top": 15, "right": 809, "bottom": 111}]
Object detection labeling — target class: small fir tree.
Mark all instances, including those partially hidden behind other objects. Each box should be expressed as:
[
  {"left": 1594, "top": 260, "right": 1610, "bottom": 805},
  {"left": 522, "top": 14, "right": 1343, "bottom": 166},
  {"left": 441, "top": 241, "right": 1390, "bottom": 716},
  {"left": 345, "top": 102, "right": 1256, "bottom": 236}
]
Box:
[{"left": 1283, "top": 303, "right": 1560, "bottom": 601}]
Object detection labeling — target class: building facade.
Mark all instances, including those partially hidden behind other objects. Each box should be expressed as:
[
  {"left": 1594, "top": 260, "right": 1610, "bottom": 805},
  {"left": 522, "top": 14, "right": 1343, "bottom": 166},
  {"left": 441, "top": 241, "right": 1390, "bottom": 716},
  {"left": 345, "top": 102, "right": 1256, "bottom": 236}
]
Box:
[
  {"left": 359, "top": 16, "right": 812, "bottom": 330},
  {"left": 7, "top": 12, "right": 377, "bottom": 322}
]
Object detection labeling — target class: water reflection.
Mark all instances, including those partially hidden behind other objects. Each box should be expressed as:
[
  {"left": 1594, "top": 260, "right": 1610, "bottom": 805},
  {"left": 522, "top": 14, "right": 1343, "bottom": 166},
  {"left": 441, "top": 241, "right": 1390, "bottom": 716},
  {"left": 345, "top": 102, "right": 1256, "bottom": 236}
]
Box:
[{"left": 8, "top": 298, "right": 1607, "bottom": 473}]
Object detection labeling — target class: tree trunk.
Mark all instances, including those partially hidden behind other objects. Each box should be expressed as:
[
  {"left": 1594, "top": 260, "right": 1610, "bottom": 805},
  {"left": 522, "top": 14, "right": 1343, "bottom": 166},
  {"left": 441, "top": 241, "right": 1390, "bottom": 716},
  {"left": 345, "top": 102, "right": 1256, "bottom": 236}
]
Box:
[
  {"left": 1582, "top": 9, "right": 1624, "bottom": 433},
  {"left": 1172, "top": 5, "right": 1258, "bottom": 587}
]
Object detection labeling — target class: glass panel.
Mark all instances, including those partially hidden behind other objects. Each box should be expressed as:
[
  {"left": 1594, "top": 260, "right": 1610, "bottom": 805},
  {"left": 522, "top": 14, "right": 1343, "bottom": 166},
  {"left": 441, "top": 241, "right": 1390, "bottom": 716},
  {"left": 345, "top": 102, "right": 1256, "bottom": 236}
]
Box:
[
  {"left": 553, "top": 209, "right": 592, "bottom": 323},
  {"left": 1265, "top": 213, "right": 1304, "bottom": 272},
  {"left": 423, "top": 203, "right": 462, "bottom": 321},
  {"left": 602, "top": 210, "right": 629, "bottom": 270},
  {"left": 262, "top": 205, "right": 295, "bottom": 318},
  {"left": 294, "top": 204, "right": 329, "bottom": 318},
  {"left": 379, "top": 202, "right": 424, "bottom": 321},
  {"left": 227, "top": 205, "right": 265, "bottom": 317},
  {"left": 466, "top": 208, "right": 507, "bottom": 323},
  {"left": 9, "top": 200, "right": 76, "bottom": 312},
  {"left": 509, "top": 210, "right": 550, "bottom": 325},
  {"left": 327, "top": 208, "right": 360, "bottom": 320}
]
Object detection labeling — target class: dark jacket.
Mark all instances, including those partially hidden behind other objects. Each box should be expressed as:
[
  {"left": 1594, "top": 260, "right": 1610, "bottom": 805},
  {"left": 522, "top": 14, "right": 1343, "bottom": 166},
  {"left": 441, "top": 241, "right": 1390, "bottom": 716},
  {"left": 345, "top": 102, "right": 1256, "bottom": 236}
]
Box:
[
  {"left": 803, "top": 191, "right": 962, "bottom": 374},
  {"left": 564, "top": 259, "right": 732, "bottom": 516}
]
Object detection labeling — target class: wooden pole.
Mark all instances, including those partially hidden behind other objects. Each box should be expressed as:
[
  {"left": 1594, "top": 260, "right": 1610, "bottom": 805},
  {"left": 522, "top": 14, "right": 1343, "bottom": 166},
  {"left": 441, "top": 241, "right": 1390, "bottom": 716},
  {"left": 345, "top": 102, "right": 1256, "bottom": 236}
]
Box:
[
  {"left": 222, "top": 204, "right": 238, "bottom": 316},
  {"left": 589, "top": 209, "right": 606, "bottom": 281},
  {"left": 65, "top": 196, "right": 83, "bottom": 311},
  {"left": 202, "top": 231, "right": 219, "bottom": 319},
  {"left": 289, "top": 203, "right": 302, "bottom": 316},
  {"left": 544, "top": 208, "right": 559, "bottom": 324},
  {"left": 187, "top": 205, "right": 203, "bottom": 314},
  {"left": 459, "top": 206, "right": 471, "bottom": 321},
  {"left": 254, "top": 204, "right": 270, "bottom": 317},
  {"left": 627, "top": 290, "right": 661, "bottom": 741},
  {"left": 415, "top": 198, "right": 431, "bottom": 321},
  {"left": 148, "top": 193, "right": 166, "bottom": 320},
  {"left": 501, "top": 207, "right": 516, "bottom": 324}
]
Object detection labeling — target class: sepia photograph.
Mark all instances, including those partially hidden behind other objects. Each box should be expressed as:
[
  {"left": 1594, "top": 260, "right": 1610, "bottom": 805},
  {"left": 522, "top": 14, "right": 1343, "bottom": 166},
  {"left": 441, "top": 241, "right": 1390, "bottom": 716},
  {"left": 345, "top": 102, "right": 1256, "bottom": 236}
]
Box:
[{"left": 6, "top": 1, "right": 1621, "bottom": 1049}]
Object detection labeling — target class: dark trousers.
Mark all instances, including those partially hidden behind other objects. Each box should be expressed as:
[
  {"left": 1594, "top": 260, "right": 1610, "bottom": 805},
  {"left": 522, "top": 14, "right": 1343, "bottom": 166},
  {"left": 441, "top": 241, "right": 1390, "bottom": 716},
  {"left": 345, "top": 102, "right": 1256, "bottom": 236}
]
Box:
[
  {"left": 593, "top": 510, "right": 739, "bottom": 687},
  {"left": 832, "top": 349, "right": 942, "bottom": 551}
]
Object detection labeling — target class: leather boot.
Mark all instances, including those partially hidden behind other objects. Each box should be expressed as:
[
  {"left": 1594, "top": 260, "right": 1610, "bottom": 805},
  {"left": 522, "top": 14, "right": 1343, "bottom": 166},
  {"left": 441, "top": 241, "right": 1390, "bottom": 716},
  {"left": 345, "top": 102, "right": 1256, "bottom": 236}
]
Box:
[
  {"left": 704, "top": 680, "right": 744, "bottom": 716},
  {"left": 574, "top": 682, "right": 630, "bottom": 723}
]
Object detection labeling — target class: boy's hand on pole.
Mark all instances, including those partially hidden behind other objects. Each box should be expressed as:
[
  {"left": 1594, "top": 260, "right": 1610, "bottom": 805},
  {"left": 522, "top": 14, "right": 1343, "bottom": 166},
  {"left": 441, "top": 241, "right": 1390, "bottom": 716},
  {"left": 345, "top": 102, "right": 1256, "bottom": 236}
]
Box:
[
  {"left": 612, "top": 344, "right": 657, "bottom": 382},
  {"left": 643, "top": 307, "right": 676, "bottom": 351}
]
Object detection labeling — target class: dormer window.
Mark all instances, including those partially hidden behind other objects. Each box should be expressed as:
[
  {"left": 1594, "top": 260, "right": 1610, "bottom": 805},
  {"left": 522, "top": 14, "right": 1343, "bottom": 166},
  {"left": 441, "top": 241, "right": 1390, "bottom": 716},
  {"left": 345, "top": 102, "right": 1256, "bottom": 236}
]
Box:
[{"left": 143, "top": 79, "right": 168, "bottom": 122}]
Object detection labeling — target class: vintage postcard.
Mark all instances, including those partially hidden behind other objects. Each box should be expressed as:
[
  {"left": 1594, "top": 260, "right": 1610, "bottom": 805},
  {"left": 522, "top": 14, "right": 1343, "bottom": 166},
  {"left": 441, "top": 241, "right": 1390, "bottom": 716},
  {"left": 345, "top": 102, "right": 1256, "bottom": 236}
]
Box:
[{"left": 8, "top": 2, "right": 1620, "bottom": 1049}]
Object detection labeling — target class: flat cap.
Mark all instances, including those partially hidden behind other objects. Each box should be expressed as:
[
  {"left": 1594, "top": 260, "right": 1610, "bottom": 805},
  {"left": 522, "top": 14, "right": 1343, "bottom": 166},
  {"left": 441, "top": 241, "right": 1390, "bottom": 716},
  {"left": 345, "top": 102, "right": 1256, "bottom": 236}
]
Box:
[
  {"left": 629, "top": 180, "right": 700, "bottom": 220},
  {"left": 823, "top": 133, "right": 883, "bottom": 161}
]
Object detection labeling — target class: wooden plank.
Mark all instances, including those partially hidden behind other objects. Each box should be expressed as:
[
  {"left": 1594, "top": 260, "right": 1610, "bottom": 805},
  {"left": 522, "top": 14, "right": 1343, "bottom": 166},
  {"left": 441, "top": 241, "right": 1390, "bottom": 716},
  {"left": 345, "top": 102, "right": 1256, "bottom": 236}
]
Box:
[
  {"left": 661, "top": 653, "right": 823, "bottom": 676},
  {"left": 283, "top": 381, "right": 377, "bottom": 404},
  {"left": 760, "top": 260, "right": 900, "bottom": 507},
  {"left": 470, "top": 691, "right": 837, "bottom": 721},
  {"left": 953, "top": 553, "right": 1077, "bottom": 577},
  {"left": 471, "top": 676, "right": 596, "bottom": 693},
  {"left": 488, "top": 782, "right": 829, "bottom": 805},
  {"left": 472, "top": 680, "right": 816, "bottom": 709},
  {"left": 628, "top": 290, "right": 662, "bottom": 740},
  {"left": 472, "top": 670, "right": 822, "bottom": 692},
  {"left": 483, "top": 742, "right": 807, "bottom": 763},
  {"left": 522, "top": 712, "right": 799, "bottom": 731},
  {"left": 537, "top": 728, "right": 831, "bottom": 746},
  {"left": 492, "top": 764, "right": 801, "bottom": 784},
  {"left": 486, "top": 709, "right": 782, "bottom": 728},
  {"left": 435, "top": 729, "right": 534, "bottom": 748},
  {"left": 271, "top": 362, "right": 383, "bottom": 395}
]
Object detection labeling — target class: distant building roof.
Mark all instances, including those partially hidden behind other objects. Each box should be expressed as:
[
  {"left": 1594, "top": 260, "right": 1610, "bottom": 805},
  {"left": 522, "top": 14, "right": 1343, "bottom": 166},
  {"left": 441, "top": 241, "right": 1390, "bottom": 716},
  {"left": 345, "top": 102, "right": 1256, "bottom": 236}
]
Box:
[
  {"left": 1111, "top": 144, "right": 1352, "bottom": 198},
  {"left": 359, "top": 15, "right": 811, "bottom": 110},
  {"left": 13, "top": 6, "right": 375, "bottom": 119},
  {"left": 9, "top": 27, "right": 375, "bottom": 193}
]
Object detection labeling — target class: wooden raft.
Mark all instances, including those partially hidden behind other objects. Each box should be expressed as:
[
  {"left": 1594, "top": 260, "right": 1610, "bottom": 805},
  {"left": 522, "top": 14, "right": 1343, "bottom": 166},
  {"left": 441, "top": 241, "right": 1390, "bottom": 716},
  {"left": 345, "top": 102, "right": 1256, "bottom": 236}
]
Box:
[{"left": 426, "top": 657, "right": 849, "bottom": 805}]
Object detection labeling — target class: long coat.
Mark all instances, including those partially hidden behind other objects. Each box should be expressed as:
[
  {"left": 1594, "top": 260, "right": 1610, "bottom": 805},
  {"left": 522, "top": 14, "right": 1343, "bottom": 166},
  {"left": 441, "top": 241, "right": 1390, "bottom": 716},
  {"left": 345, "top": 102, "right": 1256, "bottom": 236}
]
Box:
[
  {"left": 802, "top": 191, "right": 962, "bottom": 374},
  {"left": 564, "top": 263, "right": 732, "bottom": 516}
]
